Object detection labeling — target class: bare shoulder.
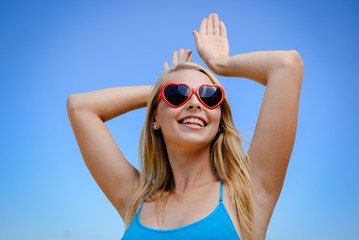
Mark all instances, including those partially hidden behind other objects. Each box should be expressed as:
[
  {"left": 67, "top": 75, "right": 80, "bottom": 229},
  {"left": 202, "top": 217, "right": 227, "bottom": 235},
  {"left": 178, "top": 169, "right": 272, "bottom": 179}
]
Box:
[{"left": 252, "top": 181, "right": 278, "bottom": 239}]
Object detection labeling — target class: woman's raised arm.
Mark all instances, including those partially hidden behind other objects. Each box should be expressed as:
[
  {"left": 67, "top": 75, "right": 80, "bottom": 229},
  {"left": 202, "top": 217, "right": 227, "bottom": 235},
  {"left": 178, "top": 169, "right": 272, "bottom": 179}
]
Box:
[
  {"left": 67, "top": 85, "right": 152, "bottom": 219},
  {"left": 194, "top": 13, "right": 304, "bottom": 231},
  {"left": 66, "top": 48, "right": 192, "bottom": 220}
]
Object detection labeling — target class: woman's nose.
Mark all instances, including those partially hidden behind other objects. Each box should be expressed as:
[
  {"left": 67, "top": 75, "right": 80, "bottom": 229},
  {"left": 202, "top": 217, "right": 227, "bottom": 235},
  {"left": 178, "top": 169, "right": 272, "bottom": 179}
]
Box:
[{"left": 185, "top": 93, "right": 202, "bottom": 110}]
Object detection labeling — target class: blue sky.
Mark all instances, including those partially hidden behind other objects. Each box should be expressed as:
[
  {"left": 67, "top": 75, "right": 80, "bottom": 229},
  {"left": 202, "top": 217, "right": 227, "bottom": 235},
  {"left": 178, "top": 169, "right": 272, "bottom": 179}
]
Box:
[{"left": 1, "top": 0, "right": 358, "bottom": 239}]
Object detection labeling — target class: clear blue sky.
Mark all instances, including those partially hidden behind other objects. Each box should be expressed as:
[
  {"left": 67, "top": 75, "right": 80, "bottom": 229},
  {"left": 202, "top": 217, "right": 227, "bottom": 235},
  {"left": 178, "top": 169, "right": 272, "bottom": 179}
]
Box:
[{"left": 1, "top": 0, "right": 358, "bottom": 239}]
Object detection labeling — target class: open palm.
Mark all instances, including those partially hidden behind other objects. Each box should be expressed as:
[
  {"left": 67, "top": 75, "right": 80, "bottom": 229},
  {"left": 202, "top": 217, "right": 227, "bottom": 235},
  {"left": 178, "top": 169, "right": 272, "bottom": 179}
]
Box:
[{"left": 193, "top": 14, "right": 230, "bottom": 70}]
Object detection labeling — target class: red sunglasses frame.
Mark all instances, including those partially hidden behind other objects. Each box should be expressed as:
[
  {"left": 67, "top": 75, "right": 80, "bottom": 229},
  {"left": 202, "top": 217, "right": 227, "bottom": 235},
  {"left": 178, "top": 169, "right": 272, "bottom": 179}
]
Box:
[{"left": 156, "top": 83, "right": 225, "bottom": 109}]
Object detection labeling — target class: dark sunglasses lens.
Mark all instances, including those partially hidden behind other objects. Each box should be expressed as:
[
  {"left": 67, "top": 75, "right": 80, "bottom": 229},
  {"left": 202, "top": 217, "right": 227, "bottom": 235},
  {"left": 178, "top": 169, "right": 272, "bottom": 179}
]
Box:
[
  {"left": 164, "top": 85, "right": 190, "bottom": 106},
  {"left": 198, "top": 86, "right": 223, "bottom": 107}
]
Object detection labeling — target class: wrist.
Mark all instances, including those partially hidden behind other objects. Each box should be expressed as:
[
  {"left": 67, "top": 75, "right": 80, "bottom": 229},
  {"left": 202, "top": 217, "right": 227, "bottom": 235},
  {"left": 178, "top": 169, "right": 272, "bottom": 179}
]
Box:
[{"left": 207, "top": 57, "right": 230, "bottom": 76}]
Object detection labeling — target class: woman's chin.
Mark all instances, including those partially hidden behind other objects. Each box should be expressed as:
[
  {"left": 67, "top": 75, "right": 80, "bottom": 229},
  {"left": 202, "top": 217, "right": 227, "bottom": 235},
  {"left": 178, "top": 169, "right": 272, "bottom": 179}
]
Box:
[{"left": 165, "top": 134, "right": 215, "bottom": 151}]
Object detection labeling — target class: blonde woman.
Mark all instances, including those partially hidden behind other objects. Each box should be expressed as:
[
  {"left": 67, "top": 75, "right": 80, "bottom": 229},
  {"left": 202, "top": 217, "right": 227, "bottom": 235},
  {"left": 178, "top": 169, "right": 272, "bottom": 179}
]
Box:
[{"left": 67, "top": 13, "right": 303, "bottom": 240}]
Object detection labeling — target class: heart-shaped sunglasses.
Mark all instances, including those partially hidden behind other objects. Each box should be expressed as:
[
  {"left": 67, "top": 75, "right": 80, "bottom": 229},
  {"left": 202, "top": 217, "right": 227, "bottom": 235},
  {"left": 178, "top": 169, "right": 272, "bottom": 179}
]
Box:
[{"left": 156, "top": 83, "right": 225, "bottom": 109}]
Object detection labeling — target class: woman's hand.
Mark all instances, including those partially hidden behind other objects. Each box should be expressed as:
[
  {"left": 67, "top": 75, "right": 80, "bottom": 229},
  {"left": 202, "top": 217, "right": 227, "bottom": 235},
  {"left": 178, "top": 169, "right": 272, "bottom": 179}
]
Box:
[
  {"left": 193, "top": 13, "right": 230, "bottom": 74},
  {"left": 164, "top": 48, "right": 192, "bottom": 72}
]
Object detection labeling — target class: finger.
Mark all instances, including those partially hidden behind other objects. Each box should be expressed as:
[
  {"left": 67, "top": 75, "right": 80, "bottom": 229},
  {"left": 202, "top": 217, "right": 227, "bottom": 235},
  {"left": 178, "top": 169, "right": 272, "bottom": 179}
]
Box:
[
  {"left": 199, "top": 18, "right": 207, "bottom": 35},
  {"left": 188, "top": 51, "right": 192, "bottom": 62},
  {"left": 164, "top": 62, "right": 170, "bottom": 71},
  {"left": 179, "top": 48, "right": 185, "bottom": 63},
  {"left": 207, "top": 13, "right": 213, "bottom": 35},
  {"left": 213, "top": 13, "right": 220, "bottom": 35},
  {"left": 219, "top": 21, "right": 227, "bottom": 38},
  {"left": 172, "top": 51, "right": 178, "bottom": 67},
  {"left": 185, "top": 49, "right": 192, "bottom": 62}
]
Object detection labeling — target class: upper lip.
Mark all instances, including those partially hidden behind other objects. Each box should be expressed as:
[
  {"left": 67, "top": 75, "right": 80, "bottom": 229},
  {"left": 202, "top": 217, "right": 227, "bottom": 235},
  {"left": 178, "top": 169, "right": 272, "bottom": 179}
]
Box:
[{"left": 178, "top": 115, "right": 208, "bottom": 126}]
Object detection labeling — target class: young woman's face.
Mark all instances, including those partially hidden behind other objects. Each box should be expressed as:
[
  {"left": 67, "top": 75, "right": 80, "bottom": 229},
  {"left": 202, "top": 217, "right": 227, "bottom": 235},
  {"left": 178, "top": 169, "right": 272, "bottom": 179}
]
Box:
[{"left": 155, "top": 69, "right": 222, "bottom": 151}]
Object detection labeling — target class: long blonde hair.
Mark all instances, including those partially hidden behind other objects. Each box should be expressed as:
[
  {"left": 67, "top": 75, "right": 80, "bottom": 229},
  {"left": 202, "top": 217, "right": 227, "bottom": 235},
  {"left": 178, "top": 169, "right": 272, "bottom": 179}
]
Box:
[{"left": 125, "top": 63, "right": 254, "bottom": 240}]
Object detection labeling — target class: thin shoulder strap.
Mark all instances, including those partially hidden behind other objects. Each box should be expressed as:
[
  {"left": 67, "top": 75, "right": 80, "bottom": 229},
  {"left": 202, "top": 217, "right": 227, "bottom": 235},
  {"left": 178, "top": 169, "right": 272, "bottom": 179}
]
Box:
[
  {"left": 219, "top": 182, "right": 224, "bottom": 202},
  {"left": 138, "top": 192, "right": 149, "bottom": 212}
]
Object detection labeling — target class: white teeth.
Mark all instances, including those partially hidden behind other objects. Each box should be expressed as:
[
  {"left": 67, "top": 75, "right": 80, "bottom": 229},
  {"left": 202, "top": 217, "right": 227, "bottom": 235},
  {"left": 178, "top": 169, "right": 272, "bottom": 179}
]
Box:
[{"left": 182, "top": 117, "right": 205, "bottom": 127}]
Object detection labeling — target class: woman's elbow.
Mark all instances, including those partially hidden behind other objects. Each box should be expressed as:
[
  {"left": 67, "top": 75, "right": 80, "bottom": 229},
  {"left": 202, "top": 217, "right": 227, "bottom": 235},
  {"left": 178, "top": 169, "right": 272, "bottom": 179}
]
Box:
[
  {"left": 67, "top": 94, "right": 81, "bottom": 113},
  {"left": 285, "top": 50, "right": 304, "bottom": 72},
  {"left": 281, "top": 50, "right": 304, "bottom": 85}
]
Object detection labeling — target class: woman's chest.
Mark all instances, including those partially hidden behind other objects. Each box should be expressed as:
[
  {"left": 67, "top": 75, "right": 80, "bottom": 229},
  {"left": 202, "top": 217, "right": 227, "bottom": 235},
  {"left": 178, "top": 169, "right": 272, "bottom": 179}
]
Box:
[
  {"left": 137, "top": 186, "right": 243, "bottom": 239},
  {"left": 140, "top": 192, "right": 219, "bottom": 229}
]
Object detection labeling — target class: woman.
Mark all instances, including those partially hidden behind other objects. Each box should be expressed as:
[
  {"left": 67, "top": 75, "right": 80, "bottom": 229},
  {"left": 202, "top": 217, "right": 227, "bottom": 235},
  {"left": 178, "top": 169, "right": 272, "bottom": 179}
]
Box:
[{"left": 67, "top": 14, "right": 303, "bottom": 240}]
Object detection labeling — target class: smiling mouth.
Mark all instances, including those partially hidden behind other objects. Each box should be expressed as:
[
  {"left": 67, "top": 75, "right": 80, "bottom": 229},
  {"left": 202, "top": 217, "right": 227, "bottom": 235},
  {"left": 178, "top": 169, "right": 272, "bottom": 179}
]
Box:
[{"left": 178, "top": 117, "right": 207, "bottom": 127}]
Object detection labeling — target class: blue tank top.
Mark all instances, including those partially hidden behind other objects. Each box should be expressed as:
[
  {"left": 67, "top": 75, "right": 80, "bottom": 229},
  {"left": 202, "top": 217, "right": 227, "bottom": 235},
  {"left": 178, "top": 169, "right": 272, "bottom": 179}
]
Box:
[{"left": 121, "top": 183, "right": 240, "bottom": 240}]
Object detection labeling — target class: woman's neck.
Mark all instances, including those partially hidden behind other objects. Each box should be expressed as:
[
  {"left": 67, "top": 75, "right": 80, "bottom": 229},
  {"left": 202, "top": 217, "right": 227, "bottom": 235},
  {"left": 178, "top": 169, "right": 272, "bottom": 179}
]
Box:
[{"left": 165, "top": 143, "right": 218, "bottom": 193}]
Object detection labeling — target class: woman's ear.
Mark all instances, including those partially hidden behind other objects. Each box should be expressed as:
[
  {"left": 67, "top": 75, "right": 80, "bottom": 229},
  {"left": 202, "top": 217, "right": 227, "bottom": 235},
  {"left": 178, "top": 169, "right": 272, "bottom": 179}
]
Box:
[{"left": 152, "top": 115, "right": 160, "bottom": 130}]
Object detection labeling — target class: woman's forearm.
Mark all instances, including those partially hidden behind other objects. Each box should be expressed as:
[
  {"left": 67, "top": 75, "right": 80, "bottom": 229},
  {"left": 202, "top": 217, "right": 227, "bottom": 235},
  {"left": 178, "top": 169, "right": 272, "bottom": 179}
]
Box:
[
  {"left": 67, "top": 85, "right": 153, "bottom": 122},
  {"left": 212, "top": 50, "right": 303, "bottom": 86}
]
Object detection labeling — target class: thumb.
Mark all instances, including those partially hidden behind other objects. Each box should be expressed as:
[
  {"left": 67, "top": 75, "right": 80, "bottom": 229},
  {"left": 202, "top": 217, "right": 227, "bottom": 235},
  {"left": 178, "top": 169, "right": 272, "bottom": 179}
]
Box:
[
  {"left": 163, "top": 62, "right": 170, "bottom": 71},
  {"left": 192, "top": 31, "right": 201, "bottom": 46}
]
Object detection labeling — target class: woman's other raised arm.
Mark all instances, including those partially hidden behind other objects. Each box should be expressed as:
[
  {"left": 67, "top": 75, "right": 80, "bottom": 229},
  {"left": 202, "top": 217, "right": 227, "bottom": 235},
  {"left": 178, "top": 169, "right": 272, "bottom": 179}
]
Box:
[
  {"left": 67, "top": 85, "right": 152, "bottom": 219},
  {"left": 194, "top": 13, "right": 304, "bottom": 231}
]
